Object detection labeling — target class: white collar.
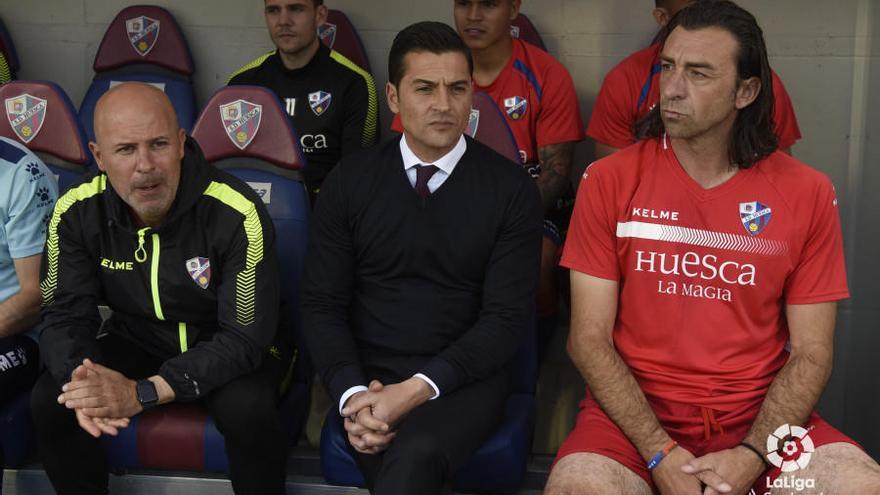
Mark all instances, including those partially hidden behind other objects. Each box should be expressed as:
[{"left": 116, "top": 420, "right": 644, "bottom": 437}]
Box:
[{"left": 399, "top": 133, "right": 467, "bottom": 175}]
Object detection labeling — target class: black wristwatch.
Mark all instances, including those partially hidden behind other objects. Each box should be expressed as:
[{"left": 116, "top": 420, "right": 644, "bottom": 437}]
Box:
[{"left": 136, "top": 379, "right": 159, "bottom": 411}]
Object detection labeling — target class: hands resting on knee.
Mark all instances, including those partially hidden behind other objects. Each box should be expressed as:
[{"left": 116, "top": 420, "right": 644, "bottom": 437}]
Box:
[
  {"left": 341, "top": 378, "right": 435, "bottom": 455},
  {"left": 55, "top": 358, "right": 170, "bottom": 439}
]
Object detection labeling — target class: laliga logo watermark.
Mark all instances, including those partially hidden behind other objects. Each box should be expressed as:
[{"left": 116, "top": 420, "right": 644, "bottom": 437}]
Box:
[{"left": 748, "top": 424, "right": 820, "bottom": 495}]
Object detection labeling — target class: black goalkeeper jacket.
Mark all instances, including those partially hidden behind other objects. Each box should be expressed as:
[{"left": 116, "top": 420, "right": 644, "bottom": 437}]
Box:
[{"left": 37, "top": 138, "right": 279, "bottom": 401}]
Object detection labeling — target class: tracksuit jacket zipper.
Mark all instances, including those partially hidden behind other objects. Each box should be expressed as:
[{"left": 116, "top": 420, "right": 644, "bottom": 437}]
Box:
[{"left": 134, "top": 226, "right": 188, "bottom": 353}]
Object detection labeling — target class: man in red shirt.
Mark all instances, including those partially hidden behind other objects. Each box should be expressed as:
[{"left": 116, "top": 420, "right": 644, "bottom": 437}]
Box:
[
  {"left": 394, "top": 1, "right": 583, "bottom": 322},
  {"left": 587, "top": 0, "right": 801, "bottom": 160},
  {"left": 546, "top": 1, "right": 880, "bottom": 494}
]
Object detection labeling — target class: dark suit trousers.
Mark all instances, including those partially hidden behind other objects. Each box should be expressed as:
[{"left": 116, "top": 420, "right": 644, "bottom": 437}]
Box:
[
  {"left": 347, "top": 357, "right": 509, "bottom": 495},
  {"left": 30, "top": 332, "right": 287, "bottom": 495}
]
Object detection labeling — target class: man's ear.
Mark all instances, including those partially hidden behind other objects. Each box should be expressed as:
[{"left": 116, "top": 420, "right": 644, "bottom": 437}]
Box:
[
  {"left": 652, "top": 7, "right": 671, "bottom": 27},
  {"left": 316, "top": 4, "right": 328, "bottom": 26},
  {"left": 510, "top": 0, "right": 522, "bottom": 21},
  {"left": 386, "top": 81, "right": 399, "bottom": 115},
  {"left": 88, "top": 142, "right": 105, "bottom": 172},
  {"left": 177, "top": 128, "right": 186, "bottom": 160},
  {"left": 735, "top": 76, "right": 761, "bottom": 110}
]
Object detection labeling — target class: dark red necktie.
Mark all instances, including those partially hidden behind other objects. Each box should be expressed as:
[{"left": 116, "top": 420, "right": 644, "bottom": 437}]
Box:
[{"left": 414, "top": 165, "right": 439, "bottom": 198}]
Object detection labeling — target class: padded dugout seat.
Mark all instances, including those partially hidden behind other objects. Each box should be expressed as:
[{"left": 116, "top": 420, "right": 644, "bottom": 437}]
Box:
[
  {"left": 79, "top": 5, "right": 196, "bottom": 142},
  {"left": 511, "top": 13, "right": 547, "bottom": 51},
  {"left": 0, "top": 80, "right": 91, "bottom": 192},
  {"left": 318, "top": 9, "right": 371, "bottom": 72},
  {"left": 99, "top": 85, "right": 312, "bottom": 474}
]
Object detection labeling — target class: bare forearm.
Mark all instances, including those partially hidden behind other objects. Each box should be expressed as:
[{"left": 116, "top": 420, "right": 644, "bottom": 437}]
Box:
[
  {"left": 570, "top": 336, "right": 669, "bottom": 459},
  {"left": 744, "top": 350, "right": 831, "bottom": 447},
  {"left": 0, "top": 289, "right": 41, "bottom": 338},
  {"left": 536, "top": 142, "right": 575, "bottom": 212}
]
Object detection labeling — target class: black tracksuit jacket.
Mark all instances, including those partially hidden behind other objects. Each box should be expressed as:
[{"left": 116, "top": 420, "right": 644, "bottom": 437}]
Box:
[{"left": 36, "top": 138, "right": 279, "bottom": 401}]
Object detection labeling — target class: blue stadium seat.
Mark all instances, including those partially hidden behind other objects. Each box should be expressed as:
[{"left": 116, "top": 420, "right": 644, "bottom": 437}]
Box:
[
  {"left": 98, "top": 85, "right": 312, "bottom": 474},
  {"left": 79, "top": 5, "right": 196, "bottom": 142},
  {"left": 0, "top": 16, "right": 20, "bottom": 79},
  {"left": 319, "top": 9, "right": 371, "bottom": 72},
  {"left": 319, "top": 325, "right": 538, "bottom": 493},
  {"left": 0, "top": 80, "right": 91, "bottom": 192},
  {"left": 511, "top": 13, "right": 547, "bottom": 51}
]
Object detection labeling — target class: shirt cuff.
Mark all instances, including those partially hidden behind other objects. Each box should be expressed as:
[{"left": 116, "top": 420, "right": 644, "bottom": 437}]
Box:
[
  {"left": 413, "top": 373, "right": 440, "bottom": 400},
  {"left": 339, "top": 385, "right": 368, "bottom": 415}
]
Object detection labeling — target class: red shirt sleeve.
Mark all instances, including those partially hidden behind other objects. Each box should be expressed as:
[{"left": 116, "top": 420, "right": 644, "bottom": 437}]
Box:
[
  {"left": 771, "top": 71, "right": 801, "bottom": 150},
  {"left": 560, "top": 161, "right": 620, "bottom": 281},
  {"left": 585, "top": 64, "right": 639, "bottom": 149},
  {"left": 784, "top": 177, "right": 848, "bottom": 304},
  {"left": 536, "top": 61, "right": 584, "bottom": 148}
]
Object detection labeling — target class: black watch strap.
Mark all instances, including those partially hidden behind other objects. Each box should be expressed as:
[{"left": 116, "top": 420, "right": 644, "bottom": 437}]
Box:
[{"left": 136, "top": 379, "right": 159, "bottom": 410}]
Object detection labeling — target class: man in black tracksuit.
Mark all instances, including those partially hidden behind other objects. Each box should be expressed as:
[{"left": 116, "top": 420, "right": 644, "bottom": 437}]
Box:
[
  {"left": 30, "top": 83, "right": 288, "bottom": 495},
  {"left": 228, "top": 0, "right": 379, "bottom": 199}
]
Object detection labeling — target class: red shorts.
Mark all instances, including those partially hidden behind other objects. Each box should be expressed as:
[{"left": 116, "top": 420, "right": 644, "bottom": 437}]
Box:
[{"left": 554, "top": 392, "right": 861, "bottom": 494}]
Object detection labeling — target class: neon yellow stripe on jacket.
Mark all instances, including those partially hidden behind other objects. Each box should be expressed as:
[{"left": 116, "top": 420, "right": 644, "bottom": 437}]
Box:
[
  {"left": 41, "top": 175, "right": 107, "bottom": 305},
  {"left": 226, "top": 51, "right": 275, "bottom": 84},
  {"left": 203, "top": 182, "right": 264, "bottom": 326},
  {"left": 329, "top": 50, "right": 379, "bottom": 147}
]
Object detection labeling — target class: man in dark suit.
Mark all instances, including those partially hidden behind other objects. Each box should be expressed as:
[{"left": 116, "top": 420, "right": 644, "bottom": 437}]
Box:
[{"left": 301, "top": 21, "right": 543, "bottom": 495}]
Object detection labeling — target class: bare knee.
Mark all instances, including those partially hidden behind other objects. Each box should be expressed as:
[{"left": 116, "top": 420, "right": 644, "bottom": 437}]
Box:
[
  {"left": 545, "top": 453, "right": 650, "bottom": 495},
  {"left": 769, "top": 442, "right": 880, "bottom": 495}
]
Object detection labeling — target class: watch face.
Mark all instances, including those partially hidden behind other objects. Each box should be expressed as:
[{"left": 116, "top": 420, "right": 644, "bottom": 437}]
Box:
[{"left": 137, "top": 379, "right": 159, "bottom": 406}]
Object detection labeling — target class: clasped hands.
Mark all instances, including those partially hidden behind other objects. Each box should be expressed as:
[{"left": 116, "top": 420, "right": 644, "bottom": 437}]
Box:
[
  {"left": 341, "top": 377, "right": 434, "bottom": 455},
  {"left": 56, "top": 358, "right": 141, "bottom": 438},
  {"left": 652, "top": 443, "right": 767, "bottom": 495}
]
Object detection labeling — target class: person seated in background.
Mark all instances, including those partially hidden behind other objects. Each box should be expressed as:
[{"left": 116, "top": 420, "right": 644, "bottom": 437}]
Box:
[
  {"left": 30, "top": 82, "right": 290, "bottom": 495},
  {"left": 301, "top": 21, "right": 543, "bottom": 495},
  {"left": 546, "top": 1, "right": 880, "bottom": 494},
  {"left": 0, "top": 136, "right": 57, "bottom": 478},
  {"left": 228, "top": 0, "right": 379, "bottom": 201},
  {"left": 587, "top": 0, "right": 801, "bottom": 160}
]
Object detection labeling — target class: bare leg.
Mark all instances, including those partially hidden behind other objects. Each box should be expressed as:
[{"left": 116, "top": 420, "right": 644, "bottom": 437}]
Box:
[
  {"left": 768, "top": 442, "right": 880, "bottom": 495},
  {"left": 544, "top": 452, "right": 652, "bottom": 495}
]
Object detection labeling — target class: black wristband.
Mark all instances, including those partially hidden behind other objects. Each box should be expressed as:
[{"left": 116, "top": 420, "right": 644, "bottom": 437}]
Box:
[{"left": 739, "top": 441, "right": 769, "bottom": 467}]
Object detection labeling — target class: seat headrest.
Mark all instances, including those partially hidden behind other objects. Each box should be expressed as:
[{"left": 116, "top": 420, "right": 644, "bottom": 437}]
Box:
[
  {"left": 93, "top": 5, "right": 194, "bottom": 76},
  {"left": 0, "top": 81, "right": 91, "bottom": 166},
  {"left": 468, "top": 91, "right": 522, "bottom": 164},
  {"left": 510, "top": 14, "right": 546, "bottom": 51},
  {"left": 192, "top": 86, "right": 305, "bottom": 171},
  {"left": 319, "top": 9, "right": 371, "bottom": 72},
  {"left": 0, "top": 17, "right": 19, "bottom": 74}
]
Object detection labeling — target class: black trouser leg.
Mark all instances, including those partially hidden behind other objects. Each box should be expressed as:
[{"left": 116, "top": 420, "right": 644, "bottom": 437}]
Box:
[
  {"left": 351, "top": 370, "right": 508, "bottom": 495},
  {"left": 204, "top": 361, "right": 288, "bottom": 495},
  {"left": 30, "top": 370, "right": 109, "bottom": 495},
  {"left": 29, "top": 333, "right": 162, "bottom": 495},
  {"left": 0, "top": 335, "right": 39, "bottom": 404}
]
